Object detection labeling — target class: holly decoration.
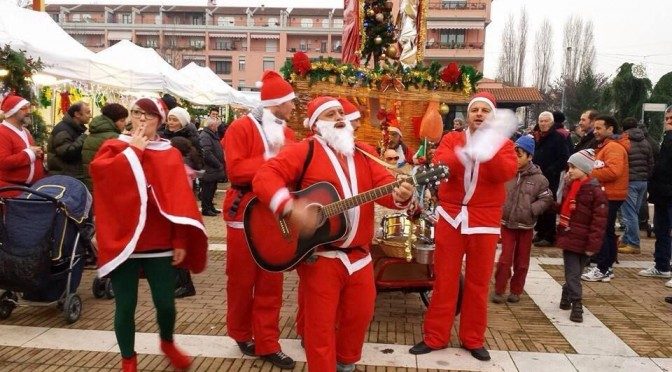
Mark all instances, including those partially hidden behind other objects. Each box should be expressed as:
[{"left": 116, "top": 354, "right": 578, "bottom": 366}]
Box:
[{"left": 361, "top": 0, "right": 396, "bottom": 68}]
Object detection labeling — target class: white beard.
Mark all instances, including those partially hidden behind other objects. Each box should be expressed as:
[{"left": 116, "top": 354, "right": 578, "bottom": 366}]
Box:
[
  {"left": 316, "top": 119, "right": 355, "bottom": 157},
  {"left": 261, "top": 109, "right": 286, "bottom": 153}
]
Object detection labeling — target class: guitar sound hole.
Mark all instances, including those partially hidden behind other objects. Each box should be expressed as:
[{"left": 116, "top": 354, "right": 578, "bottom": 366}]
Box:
[{"left": 307, "top": 203, "right": 326, "bottom": 227}]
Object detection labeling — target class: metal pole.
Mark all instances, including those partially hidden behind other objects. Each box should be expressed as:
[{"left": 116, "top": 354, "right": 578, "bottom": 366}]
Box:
[{"left": 561, "top": 46, "right": 572, "bottom": 112}]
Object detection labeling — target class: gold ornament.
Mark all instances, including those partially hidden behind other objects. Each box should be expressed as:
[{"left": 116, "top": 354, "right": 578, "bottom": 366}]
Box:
[
  {"left": 380, "top": 53, "right": 387, "bottom": 59},
  {"left": 375, "top": 13, "right": 384, "bottom": 22},
  {"left": 366, "top": 9, "right": 375, "bottom": 17},
  {"left": 386, "top": 44, "right": 398, "bottom": 58},
  {"left": 374, "top": 36, "right": 383, "bottom": 45},
  {"left": 439, "top": 103, "right": 450, "bottom": 115}
]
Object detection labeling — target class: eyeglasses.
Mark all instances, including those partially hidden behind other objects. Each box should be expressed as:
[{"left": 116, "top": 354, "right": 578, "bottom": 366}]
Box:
[
  {"left": 385, "top": 156, "right": 400, "bottom": 161},
  {"left": 130, "top": 109, "right": 158, "bottom": 120}
]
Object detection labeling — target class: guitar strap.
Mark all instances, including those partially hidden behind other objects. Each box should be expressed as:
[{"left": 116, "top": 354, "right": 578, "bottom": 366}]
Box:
[{"left": 295, "top": 138, "right": 315, "bottom": 190}]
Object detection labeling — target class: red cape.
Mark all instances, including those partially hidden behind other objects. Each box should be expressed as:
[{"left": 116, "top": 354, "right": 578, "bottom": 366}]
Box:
[{"left": 91, "top": 136, "right": 208, "bottom": 277}]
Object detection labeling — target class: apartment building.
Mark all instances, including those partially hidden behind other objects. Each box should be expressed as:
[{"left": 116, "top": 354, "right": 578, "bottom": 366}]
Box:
[{"left": 45, "top": 0, "right": 492, "bottom": 91}]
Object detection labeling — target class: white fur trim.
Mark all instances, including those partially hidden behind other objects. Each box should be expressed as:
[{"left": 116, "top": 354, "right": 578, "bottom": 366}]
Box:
[
  {"left": 303, "top": 118, "right": 310, "bottom": 129},
  {"left": 3, "top": 121, "right": 34, "bottom": 183},
  {"left": 467, "top": 97, "right": 495, "bottom": 112},
  {"left": 345, "top": 112, "right": 361, "bottom": 121},
  {"left": 388, "top": 126, "right": 402, "bottom": 136},
  {"left": 261, "top": 91, "right": 296, "bottom": 107},
  {"left": 130, "top": 251, "right": 174, "bottom": 258},
  {"left": 97, "top": 147, "right": 148, "bottom": 278},
  {"left": 313, "top": 251, "right": 372, "bottom": 275},
  {"left": 150, "top": 187, "right": 207, "bottom": 233},
  {"left": 307, "top": 100, "right": 342, "bottom": 129},
  {"left": 3, "top": 98, "right": 29, "bottom": 118},
  {"left": 269, "top": 187, "right": 291, "bottom": 214},
  {"left": 255, "top": 81, "right": 263, "bottom": 88}
]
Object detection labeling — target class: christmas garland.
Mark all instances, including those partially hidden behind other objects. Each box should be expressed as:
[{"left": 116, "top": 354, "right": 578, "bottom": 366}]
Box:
[{"left": 280, "top": 52, "right": 482, "bottom": 95}]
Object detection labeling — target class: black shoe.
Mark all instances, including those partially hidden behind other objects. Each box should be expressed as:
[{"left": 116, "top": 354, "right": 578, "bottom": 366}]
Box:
[
  {"left": 532, "top": 234, "right": 542, "bottom": 243},
  {"left": 261, "top": 351, "right": 295, "bottom": 369},
  {"left": 212, "top": 208, "right": 222, "bottom": 214},
  {"left": 665, "top": 296, "right": 672, "bottom": 304},
  {"left": 174, "top": 286, "right": 196, "bottom": 299},
  {"left": 534, "top": 239, "right": 554, "bottom": 247},
  {"left": 570, "top": 301, "right": 583, "bottom": 323},
  {"left": 409, "top": 341, "right": 440, "bottom": 355},
  {"left": 559, "top": 286, "right": 571, "bottom": 310},
  {"left": 236, "top": 340, "right": 255, "bottom": 356},
  {"left": 202, "top": 209, "right": 218, "bottom": 217},
  {"left": 466, "top": 347, "right": 491, "bottom": 361}
]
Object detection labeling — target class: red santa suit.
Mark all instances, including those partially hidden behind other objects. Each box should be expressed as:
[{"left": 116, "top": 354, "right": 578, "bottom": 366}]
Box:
[
  {"left": 253, "top": 134, "right": 409, "bottom": 371},
  {"left": 0, "top": 121, "right": 45, "bottom": 195},
  {"left": 422, "top": 117, "right": 517, "bottom": 350},
  {"left": 223, "top": 112, "right": 296, "bottom": 355},
  {"left": 91, "top": 136, "right": 207, "bottom": 278}
]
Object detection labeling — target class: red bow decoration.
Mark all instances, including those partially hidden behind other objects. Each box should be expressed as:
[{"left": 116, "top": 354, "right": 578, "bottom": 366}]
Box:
[
  {"left": 292, "top": 52, "right": 311, "bottom": 77},
  {"left": 380, "top": 74, "right": 405, "bottom": 92},
  {"left": 441, "top": 62, "right": 461, "bottom": 84}
]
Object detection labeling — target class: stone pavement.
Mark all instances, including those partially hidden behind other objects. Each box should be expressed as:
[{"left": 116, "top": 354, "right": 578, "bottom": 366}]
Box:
[{"left": 0, "top": 187, "right": 671, "bottom": 371}]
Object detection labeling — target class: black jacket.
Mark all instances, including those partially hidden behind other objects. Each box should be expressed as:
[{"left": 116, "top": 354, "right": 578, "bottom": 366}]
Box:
[
  {"left": 199, "top": 127, "right": 225, "bottom": 182},
  {"left": 649, "top": 130, "right": 672, "bottom": 205},
  {"left": 47, "top": 115, "right": 87, "bottom": 180},
  {"left": 532, "top": 129, "right": 570, "bottom": 193},
  {"left": 160, "top": 123, "right": 201, "bottom": 152},
  {"left": 624, "top": 127, "right": 654, "bottom": 181},
  {"left": 573, "top": 130, "right": 598, "bottom": 153}
]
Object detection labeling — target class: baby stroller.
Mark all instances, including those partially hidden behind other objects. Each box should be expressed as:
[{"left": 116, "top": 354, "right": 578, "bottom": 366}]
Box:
[{"left": 0, "top": 175, "right": 91, "bottom": 324}]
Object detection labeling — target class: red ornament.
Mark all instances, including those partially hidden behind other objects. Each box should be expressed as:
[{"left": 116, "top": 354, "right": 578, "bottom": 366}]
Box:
[
  {"left": 292, "top": 52, "right": 312, "bottom": 77},
  {"left": 59, "top": 91, "right": 71, "bottom": 114},
  {"left": 441, "top": 62, "right": 461, "bottom": 84}
]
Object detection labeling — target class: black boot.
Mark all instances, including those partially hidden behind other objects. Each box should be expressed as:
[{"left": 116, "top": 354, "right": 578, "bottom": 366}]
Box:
[
  {"left": 175, "top": 269, "right": 196, "bottom": 298},
  {"left": 559, "top": 286, "right": 571, "bottom": 310},
  {"left": 570, "top": 300, "right": 583, "bottom": 323}
]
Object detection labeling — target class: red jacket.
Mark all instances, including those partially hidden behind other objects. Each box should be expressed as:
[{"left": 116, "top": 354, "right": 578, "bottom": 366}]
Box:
[
  {"left": 556, "top": 178, "right": 608, "bottom": 254},
  {"left": 433, "top": 130, "right": 517, "bottom": 234},
  {"left": 0, "top": 122, "right": 45, "bottom": 193},
  {"left": 91, "top": 137, "right": 208, "bottom": 277},
  {"left": 222, "top": 114, "right": 295, "bottom": 225}
]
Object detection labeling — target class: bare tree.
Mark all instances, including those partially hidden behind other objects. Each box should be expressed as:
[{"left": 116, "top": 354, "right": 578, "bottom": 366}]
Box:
[
  {"left": 515, "top": 7, "right": 528, "bottom": 86},
  {"left": 562, "top": 15, "right": 596, "bottom": 82},
  {"left": 532, "top": 18, "right": 554, "bottom": 92},
  {"left": 497, "top": 13, "right": 517, "bottom": 85}
]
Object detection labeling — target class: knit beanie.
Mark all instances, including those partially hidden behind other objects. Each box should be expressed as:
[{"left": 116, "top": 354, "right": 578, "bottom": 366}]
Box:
[
  {"left": 568, "top": 149, "right": 595, "bottom": 175},
  {"left": 168, "top": 107, "right": 191, "bottom": 128},
  {"left": 514, "top": 135, "right": 535, "bottom": 156}
]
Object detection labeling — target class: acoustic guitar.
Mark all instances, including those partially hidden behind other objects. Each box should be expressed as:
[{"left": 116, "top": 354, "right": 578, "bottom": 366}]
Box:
[{"left": 243, "top": 165, "right": 449, "bottom": 272}]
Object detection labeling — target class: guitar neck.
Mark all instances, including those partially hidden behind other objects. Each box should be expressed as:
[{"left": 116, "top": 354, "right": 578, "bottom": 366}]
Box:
[{"left": 322, "top": 178, "right": 410, "bottom": 218}]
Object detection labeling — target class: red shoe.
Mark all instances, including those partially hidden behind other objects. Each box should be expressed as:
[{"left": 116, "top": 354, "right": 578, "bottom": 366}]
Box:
[
  {"left": 121, "top": 353, "right": 137, "bottom": 372},
  {"left": 160, "top": 339, "right": 192, "bottom": 370}
]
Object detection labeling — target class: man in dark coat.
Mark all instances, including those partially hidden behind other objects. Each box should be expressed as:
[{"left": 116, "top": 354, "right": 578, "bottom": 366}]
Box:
[
  {"left": 532, "top": 111, "right": 570, "bottom": 246},
  {"left": 199, "top": 117, "right": 225, "bottom": 216},
  {"left": 573, "top": 109, "right": 599, "bottom": 153},
  {"left": 47, "top": 101, "right": 92, "bottom": 181}
]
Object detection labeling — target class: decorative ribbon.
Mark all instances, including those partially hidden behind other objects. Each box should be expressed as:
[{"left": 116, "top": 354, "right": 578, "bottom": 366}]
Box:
[{"left": 380, "top": 74, "right": 405, "bottom": 92}]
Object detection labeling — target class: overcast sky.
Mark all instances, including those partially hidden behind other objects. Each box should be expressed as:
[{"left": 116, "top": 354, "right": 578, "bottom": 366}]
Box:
[
  {"left": 484, "top": 0, "right": 672, "bottom": 86},
  {"left": 41, "top": 0, "right": 672, "bottom": 85}
]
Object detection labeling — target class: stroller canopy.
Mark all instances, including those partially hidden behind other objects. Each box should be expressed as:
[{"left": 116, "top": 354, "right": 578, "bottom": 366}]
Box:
[{"left": 23, "top": 176, "right": 92, "bottom": 224}]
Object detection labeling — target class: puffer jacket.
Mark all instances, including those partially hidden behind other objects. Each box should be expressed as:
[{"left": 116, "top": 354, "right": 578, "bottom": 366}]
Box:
[
  {"left": 501, "top": 162, "right": 554, "bottom": 229},
  {"left": 81, "top": 114, "right": 121, "bottom": 190},
  {"left": 199, "top": 126, "right": 225, "bottom": 182},
  {"left": 46, "top": 114, "right": 87, "bottom": 181},
  {"left": 649, "top": 130, "right": 672, "bottom": 205},
  {"left": 556, "top": 178, "right": 608, "bottom": 254},
  {"left": 592, "top": 135, "right": 630, "bottom": 200},
  {"left": 624, "top": 127, "right": 654, "bottom": 181}
]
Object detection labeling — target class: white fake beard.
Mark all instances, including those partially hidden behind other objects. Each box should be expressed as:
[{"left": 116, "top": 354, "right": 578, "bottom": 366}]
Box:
[
  {"left": 316, "top": 119, "right": 355, "bottom": 157},
  {"left": 261, "top": 109, "right": 286, "bottom": 151}
]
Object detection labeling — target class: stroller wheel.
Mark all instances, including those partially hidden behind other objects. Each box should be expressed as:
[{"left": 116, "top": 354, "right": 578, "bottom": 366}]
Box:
[
  {"left": 104, "top": 279, "right": 115, "bottom": 299},
  {"left": 92, "top": 278, "right": 106, "bottom": 299},
  {"left": 63, "top": 294, "right": 82, "bottom": 324}
]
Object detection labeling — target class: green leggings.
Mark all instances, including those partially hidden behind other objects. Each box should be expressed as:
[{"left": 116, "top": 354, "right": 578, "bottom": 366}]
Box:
[{"left": 110, "top": 256, "right": 176, "bottom": 358}]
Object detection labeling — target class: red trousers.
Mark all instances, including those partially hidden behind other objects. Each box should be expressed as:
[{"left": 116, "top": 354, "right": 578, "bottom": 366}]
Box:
[
  {"left": 296, "top": 257, "right": 376, "bottom": 371},
  {"left": 226, "top": 227, "right": 284, "bottom": 355},
  {"left": 494, "top": 227, "right": 533, "bottom": 296},
  {"left": 423, "top": 220, "right": 498, "bottom": 349}
]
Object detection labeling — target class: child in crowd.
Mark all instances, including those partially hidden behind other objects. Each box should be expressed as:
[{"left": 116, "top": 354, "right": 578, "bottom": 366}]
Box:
[
  {"left": 170, "top": 136, "right": 204, "bottom": 184},
  {"left": 556, "top": 149, "right": 608, "bottom": 322},
  {"left": 493, "top": 135, "right": 554, "bottom": 304}
]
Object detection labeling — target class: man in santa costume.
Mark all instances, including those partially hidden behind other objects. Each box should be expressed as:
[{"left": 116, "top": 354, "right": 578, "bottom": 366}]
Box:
[
  {"left": 0, "top": 94, "right": 45, "bottom": 195},
  {"left": 409, "top": 92, "right": 517, "bottom": 361},
  {"left": 90, "top": 98, "right": 208, "bottom": 372},
  {"left": 252, "top": 96, "right": 415, "bottom": 372},
  {"left": 222, "top": 70, "right": 297, "bottom": 369},
  {"left": 338, "top": 97, "right": 361, "bottom": 132}
]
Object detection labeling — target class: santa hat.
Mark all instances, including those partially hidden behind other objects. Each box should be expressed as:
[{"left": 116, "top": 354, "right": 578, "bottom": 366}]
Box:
[
  {"left": 133, "top": 97, "right": 168, "bottom": 123},
  {"left": 0, "top": 94, "right": 29, "bottom": 118},
  {"left": 338, "top": 98, "right": 361, "bottom": 122},
  {"left": 467, "top": 91, "right": 497, "bottom": 112},
  {"left": 302, "top": 96, "right": 342, "bottom": 129},
  {"left": 257, "top": 70, "right": 296, "bottom": 107},
  {"left": 387, "top": 122, "right": 402, "bottom": 137}
]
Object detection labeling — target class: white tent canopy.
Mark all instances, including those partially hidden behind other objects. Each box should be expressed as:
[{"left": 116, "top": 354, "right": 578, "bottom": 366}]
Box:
[{"left": 178, "top": 62, "right": 260, "bottom": 108}]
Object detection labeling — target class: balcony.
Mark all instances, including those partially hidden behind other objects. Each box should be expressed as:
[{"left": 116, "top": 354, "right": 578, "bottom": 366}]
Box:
[
  {"left": 426, "top": 0, "right": 489, "bottom": 20},
  {"left": 424, "top": 43, "right": 484, "bottom": 61}
]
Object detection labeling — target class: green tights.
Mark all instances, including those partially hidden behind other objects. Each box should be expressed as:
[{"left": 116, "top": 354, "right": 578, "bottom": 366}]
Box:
[{"left": 110, "top": 256, "right": 176, "bottom": 358}]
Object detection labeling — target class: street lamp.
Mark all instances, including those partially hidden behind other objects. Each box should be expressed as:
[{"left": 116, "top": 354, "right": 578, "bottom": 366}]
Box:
[{"left": 561, "top": 46, "right": 572, "bottom": 112}]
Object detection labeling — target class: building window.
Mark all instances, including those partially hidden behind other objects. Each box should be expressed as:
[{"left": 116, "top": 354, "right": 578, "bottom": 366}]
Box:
[
  {"left": 265, "top": 39, "right": 278, "bottom": 52},
  {"left": 320, "top": 41, "right": 328, "bottom": 53},
  {"left": 262, "top": 58, "right": 275, "bottom": 71},
  {"left": 332, "top": 19, "right": 343, "bottom": 28},
  {"left": 191, "top": 13, "right": 205, "bottom": 25},
  {"left": 145, "top": 38, "right": 158, "bottom": 48},
  {"left": 439, "top": 29, "right": 466, "bottom": 46},
  {"left": 71, "top": 13, "right": 81, "bottom": 22},
  {"left": 238, "top": 57, "right": 245, "bottom": 71},
  {"left": 321, "top": 19, "right": 330, "bottom": 28},
  {"left": 332, "top": 39, "right": 342, "bottom": 52},
  {"left": 267, "top": 17, "right": 279, "bottom": 27},
  {"left": 82, "top": 13, "right": 92, "bottom": 22},
  {"left": 167, "top": 37, "right": 177, "bottom": 48},
  {"left": 218, "top": 16, "right": 235, "bottom": 26},
  {"left": 120, "top": 13, "right": 132, "bottom": 24},
  {"left": 300, "top": 18, "right": 313, "bottom": 28},
  {"left": 238, "top": 81, "right": 246, "bottom": 90},
  {"left": 183, "top": 58, "right": 205, "bottom": 67},
  {"left": 442, "top": 0, "right": 468, "bottom": 9},
  {"left": 213, "top": 39, "right": 233, "bottom": 50},
  {"left": 155, "top": 14, "right": 162, "bottom": 24},
  {"left": 189, "top": 38, "right": 205, "bottom": 49},
  {"left": 299, "top": 39, "right": 308, "bottom": 52},
  {"left": 213, "top": 59, "right": 232, "bottom": 74}
]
